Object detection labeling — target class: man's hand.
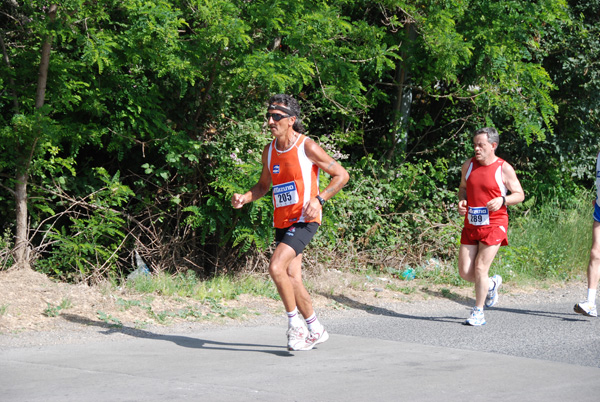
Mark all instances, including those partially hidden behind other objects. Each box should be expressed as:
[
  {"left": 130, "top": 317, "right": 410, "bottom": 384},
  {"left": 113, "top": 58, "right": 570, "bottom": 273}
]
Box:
[
  {"left": 458, "top": 200, "right": 468, "bottom": 216},
  {"left": 486, "top": 196, "right": 504, "bottom": 212},
  {"left": 303, "top": 197, "right": 322, "bottom": 221},
  {"left": 231, "top": 193, "right": 247, "bottom": 209}
]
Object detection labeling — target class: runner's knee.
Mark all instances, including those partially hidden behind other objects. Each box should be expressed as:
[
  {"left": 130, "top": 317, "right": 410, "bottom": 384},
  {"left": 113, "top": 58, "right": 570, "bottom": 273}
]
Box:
[
  {"left": 590, "top": 245, "right": 600, "bottom": 263},
  {"left": 287, "top": 271, "right": 303, "bottom": 287},
  {"left": 459, "top": 269, "right": 472, "bottom": 281},
  {"left": 269, "top": 261, "right": 288, "bottom": 281},
  {"left": 473, "top": 263, "right": 490, "bottom": 278}
]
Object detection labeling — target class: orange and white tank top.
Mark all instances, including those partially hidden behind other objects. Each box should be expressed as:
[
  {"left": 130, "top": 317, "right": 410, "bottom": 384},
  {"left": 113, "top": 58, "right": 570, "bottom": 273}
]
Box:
[
  {"left": 268, "top": 134, "right": 321, "bottom": 228},
  {"left": 464, "top": 157, "right": 508, "bottom": 228}
]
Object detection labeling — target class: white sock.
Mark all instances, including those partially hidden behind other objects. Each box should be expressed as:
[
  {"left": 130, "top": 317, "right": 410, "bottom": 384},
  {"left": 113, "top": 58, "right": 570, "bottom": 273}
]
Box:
[
  {"left": 287, "top": 308, "right": 304, "bottom": 328},
  {"left": 587, "top": 289, "right": 597, "bottom": 305},
  {"left": 304, "top": 312, "right": 323, "bottom": 333}
]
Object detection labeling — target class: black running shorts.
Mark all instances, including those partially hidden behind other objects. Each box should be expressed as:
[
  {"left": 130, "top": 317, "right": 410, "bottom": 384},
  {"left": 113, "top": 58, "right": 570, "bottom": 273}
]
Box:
[{"left": 275, "top": 222, "right": 320, "bottom": 256}]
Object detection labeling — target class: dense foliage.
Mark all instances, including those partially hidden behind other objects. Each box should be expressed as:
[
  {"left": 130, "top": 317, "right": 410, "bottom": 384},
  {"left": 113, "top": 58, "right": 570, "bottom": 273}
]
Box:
[{"left": 0, "top": 0, "right": 597, "bottom": 281}]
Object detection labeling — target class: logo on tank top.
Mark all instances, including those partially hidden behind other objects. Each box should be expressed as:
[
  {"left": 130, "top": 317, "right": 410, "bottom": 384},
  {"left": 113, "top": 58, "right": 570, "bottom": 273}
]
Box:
[{"left": 273, "top": 164, "right": 280, "bottom": 174}]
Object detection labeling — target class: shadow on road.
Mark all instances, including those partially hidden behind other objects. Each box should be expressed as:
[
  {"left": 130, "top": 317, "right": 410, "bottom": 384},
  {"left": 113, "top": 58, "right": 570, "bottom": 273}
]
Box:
[
  {"left": 61, "top": 313, "right": 292, "bottom": 357},
  {"left": 320, "top": 292, "right": 589, "bottom": 324},
  {"left": 419, "top": 288, "right": 474, "bottom": 307},
  {"left": 320, "top": 293, "right": 465, "bottom": 324},
  {"left": 493, "top": 307, "right": 588, "bottom": 322}
]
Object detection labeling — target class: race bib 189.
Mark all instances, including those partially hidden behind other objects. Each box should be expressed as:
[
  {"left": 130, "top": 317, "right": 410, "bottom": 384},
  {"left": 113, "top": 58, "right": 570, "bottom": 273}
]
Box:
[
  {"left": 468, "top": 206, "right": 490, "bottom": 226},
  {"left": 273, "top": 181, "right": 299, "bottom": 208}
]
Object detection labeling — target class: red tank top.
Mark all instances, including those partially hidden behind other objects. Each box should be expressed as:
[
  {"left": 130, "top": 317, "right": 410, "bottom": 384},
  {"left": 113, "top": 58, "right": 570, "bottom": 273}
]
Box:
[
  {"left": 464, "top": 157, "right": 508, "bottom": 228},
  {"left": 268, "top": 134, "right": 321, "bottom": 228}
]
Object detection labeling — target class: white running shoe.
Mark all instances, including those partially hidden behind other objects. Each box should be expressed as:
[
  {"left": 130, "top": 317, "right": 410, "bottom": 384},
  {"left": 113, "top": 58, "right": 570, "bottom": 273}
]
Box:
[
  {"left": 301, "top": 328, "right": 330, "bottom": 351},
  {"left": 464, "top": 307, "right": 486, "bottom": 326},
  {"left": 485, "top": 275, "right": 502, "bottom": 308},
  {"left": 574, "top": 301, "right": 598, "bottom": 317},
  {"left": 286, "top": 325, "right": 308, "bottom": 351}
]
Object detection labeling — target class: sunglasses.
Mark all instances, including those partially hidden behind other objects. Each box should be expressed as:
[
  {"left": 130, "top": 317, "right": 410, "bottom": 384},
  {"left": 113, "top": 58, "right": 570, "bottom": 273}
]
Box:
[{"left": 265, "top": 112, "right": 291, "bottom": 122}]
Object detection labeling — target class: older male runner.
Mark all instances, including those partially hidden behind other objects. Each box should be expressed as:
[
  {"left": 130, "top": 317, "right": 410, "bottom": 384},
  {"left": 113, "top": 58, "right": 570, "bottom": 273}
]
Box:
[
  {"left": 457, "top": 127, "right": 525, "bottom": 326},
  {"left": 232, "top": 94, "right": 349, "bottom": 349}
]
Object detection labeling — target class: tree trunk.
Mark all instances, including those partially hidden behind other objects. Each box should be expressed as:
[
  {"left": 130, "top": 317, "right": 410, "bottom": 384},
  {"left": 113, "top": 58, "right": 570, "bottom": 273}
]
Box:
[
  {"left": 13, "top": 4, "right": 57, "bottom": 269},
  {"left": 34, "top": 5, "right": 57, "bottom": 109},
  {"left": 13, "top": 171, "right": 29, "bottom": 268},
  {"left": 388, "top": 23, "right": 416, "bottom": 160},
  {"left": 0, "top": 32, "right": 19, "bottom": 113}
]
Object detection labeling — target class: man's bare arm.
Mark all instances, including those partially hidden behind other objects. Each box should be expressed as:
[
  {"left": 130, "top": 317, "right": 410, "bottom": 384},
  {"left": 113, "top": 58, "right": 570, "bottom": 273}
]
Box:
[{"left": 231, "top": 145, "right": 272, "bottom": 208}]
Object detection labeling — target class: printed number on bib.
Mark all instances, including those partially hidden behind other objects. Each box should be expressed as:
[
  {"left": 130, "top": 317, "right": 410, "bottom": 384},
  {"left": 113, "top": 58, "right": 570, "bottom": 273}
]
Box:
[
  {"left": 468, "top": 206, "right": 490, "bottom": 226},
  {"left": 273, "top": 181, "right": 299, "bottom": 208}
]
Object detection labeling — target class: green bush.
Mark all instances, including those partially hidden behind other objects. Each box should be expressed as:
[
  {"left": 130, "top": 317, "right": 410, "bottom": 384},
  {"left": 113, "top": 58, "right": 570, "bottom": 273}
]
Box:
[
  {"left": 0, "top": 228, "right": 14, "bottom": 269},
  {"left": 313, "top": 155, "right": 459, "bottom": 264},
  {"left": 493, "top": 193, "right": 593, "bottom": 282},
  {"left": 35, "top": 169, "right": 134, "bottom": 282}
]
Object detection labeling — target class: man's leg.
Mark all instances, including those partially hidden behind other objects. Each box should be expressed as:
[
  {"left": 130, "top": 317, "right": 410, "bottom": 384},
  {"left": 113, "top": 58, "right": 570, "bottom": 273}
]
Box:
[
  {"left": 575, "top": 221, "right": 600, "bottom": 317},
  {"left": 459, "top": 242, "right": 501, "bottom": 309},
  {"left": 458, "top": 243, "right": 478, "bottom": 284},
  {"left": 586, "top": 221, "right": 600, "bottom": 294},
  {"left": 472, "top": 242, "right": 501, "bottom": 308},
  {"left": 270, "top": 243, "right": 314, "bottom": 350},
  {"left": 286, "top": 251, "right": 329, "bottom": 349},
  {"left": 460, "top": 242, "right": 501, "bottom": 326},
  {"left": 271, "top": 223, "right": 325, "bottom": 349},
  {"left": 269, "top": 242, "right": 299, "bottom": 313},
  {"left": 286, "top": 252, "right": 314, "bottom": 319}
]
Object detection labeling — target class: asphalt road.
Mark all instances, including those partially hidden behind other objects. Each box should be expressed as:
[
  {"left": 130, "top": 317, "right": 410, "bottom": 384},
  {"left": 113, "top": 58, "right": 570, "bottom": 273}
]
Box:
[
  {"left": 325, "top": 291, "right": 600, "bottom": 367},
  {"left": 1, "top": 290, "right": 599, "bottom": 401}
]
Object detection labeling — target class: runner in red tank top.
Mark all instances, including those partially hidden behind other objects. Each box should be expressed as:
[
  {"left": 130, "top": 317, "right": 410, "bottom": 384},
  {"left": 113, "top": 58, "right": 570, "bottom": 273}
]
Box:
[
  {"left": 231, "top": 94, "right": 349, "bottom": 350},
  {"left": 463, "top": 157, "right": 509, "bottom": 230},
  {"left": 457, "top": 127, "right": 524, "bottom": 326}
]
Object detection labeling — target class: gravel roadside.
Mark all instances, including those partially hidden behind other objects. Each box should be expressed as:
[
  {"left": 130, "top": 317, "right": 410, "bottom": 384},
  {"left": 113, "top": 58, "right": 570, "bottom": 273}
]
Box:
[{"left": 0, "top": 267, "right": 590, "bottom": 351}]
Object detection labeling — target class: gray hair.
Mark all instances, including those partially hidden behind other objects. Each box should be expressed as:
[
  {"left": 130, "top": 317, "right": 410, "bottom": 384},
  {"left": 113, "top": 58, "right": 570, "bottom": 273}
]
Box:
[
  {"left": 474, "top": 127, "right": 499, "bottom": 146},
  {"left": 267, "top": 94, "right": 306, "bottom": 134}
]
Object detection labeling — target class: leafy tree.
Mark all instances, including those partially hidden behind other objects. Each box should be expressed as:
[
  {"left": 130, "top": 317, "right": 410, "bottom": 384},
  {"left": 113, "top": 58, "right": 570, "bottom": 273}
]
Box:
[
  {"left": 0, "top": 0, "right": 187, "bottom": 275},
  {"left": 540, "top": 0, "right": 600, "bottom": 183},
  {"left": 1, "top": 2, "right": 60, "bottom": 268},
  {"left": 0, "top": 0, "right": 593, "bottom": 280}
]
